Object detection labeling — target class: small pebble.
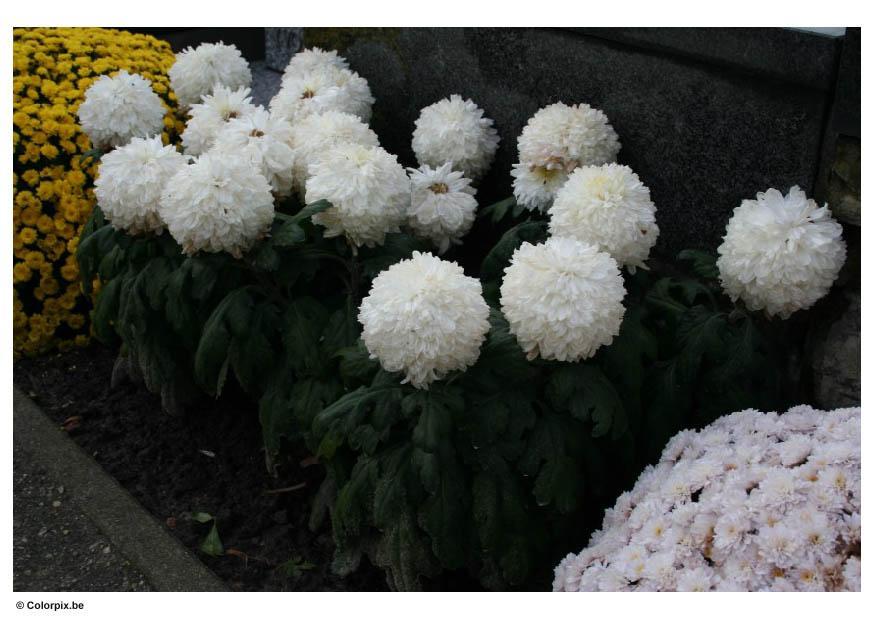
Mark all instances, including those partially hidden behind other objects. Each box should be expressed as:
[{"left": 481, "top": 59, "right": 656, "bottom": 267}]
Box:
[{"left": 52, "top": 500, "right": 61, "bottom": 508}]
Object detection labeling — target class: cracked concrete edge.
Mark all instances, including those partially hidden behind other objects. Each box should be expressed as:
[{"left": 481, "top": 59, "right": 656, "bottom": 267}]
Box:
[{"left": 13, "top": 387, "right": 226, "bottom": 592}]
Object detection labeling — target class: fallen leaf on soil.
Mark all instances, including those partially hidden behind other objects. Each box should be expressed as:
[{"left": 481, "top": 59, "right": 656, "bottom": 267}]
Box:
[
  {"left": 61, "top": 416, "right": 82, "bottom": 432},
  {"left": 299, "top": 455, "right": 320, "bottom": 468},
  {"left": 263, "top": 482, "right": 307, "bottom": 495},
  {"left": 165, "top": 516, "right": 177, "bottom": 529}
]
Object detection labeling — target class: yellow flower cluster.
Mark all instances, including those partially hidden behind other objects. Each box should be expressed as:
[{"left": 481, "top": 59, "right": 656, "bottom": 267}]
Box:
[{"left": 13, "top": 27, "right": 186, "bottom": 356}]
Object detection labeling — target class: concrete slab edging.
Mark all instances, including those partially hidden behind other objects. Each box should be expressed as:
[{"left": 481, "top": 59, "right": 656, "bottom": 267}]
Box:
[{"left": 13, "top": 387, "right": 226, "bottom": 592}]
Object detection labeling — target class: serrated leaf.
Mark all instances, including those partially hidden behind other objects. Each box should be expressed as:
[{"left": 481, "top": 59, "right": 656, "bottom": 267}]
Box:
[
  {"left": 678, "top": 249, "right": 720, "bottom": 280},
  {"left": 372, "top": 510, "right": 438, "bottom": 591}
]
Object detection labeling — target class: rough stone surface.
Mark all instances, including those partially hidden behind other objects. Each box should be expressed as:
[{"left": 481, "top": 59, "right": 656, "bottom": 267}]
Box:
[
  {"left": 305, "top": 27, "right": 833, "bottom": 256},
  {"left": 250, "top": 60, "right": 283, "bottom": 108},
  {"left": 812, "top": 289, "right": 861, "bottom": 409},
  {"left": 265, "top": 27, "right": 303, "bottom": 72},
  {"left": 14, "top": 440, "right": 152, "bottom": 591}
]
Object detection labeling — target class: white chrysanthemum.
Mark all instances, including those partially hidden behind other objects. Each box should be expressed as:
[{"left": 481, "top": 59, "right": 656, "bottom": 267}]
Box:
[
  {"left": 290, "top": 110, "right": 379, "bottom": 195},
  {"left": 517, "top": 102, "right": 620, "bottom": 170},
  {"left": 407, "top": 164, "right": 478, "bottom": 254},
  {"left": 270, "top": 65, "right": 374, "bottom": 124},
  {"left": 510, "top": 163, "right": 570, "bottom": 213},
  {"left": 553, "top": 405, "right": 861, "bottom": 592},
  {"left": 282, "top": 47, "right": 349, "bottom": 82},
  {"left": 716, "top": 186, "right": 846, "bottom": 318},
  {"left": 305, "top": 143, "right": 409, "bottom": 247},
  {"left": 512, "top": 102, "right": 620, "bottom": 211},
  {"left": 159, "top": 151, "right": 274, "bottom": 257},
  {"left": 77, "top": 70, "right": 166, "bottom": 149},
  {"left": 411, "top": 94, "right": 500, "bottom": 180},
  {"left": 210, "top": 107, "right": 295, "bottom": 196},
  {"left": 94, "top": 136, "right": 187, "bottom": 235},
  {"left": 169, "top": 42, "right": 252, "bottom": 109},
  {"left": 548, "top": 164, "right": 659, "bottom": 270},
  {"left": 499, "top": 237, "right": 626, "bottom": 361},
  {"left": 358, "top": 252, "right": 490, "bottom": 388},
  {"left": 181, "top": 85, "right": 258, "bottom": 156}
]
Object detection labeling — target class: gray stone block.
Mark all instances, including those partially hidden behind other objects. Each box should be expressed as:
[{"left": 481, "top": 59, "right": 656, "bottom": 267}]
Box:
[
  {"left": 265, "top": 27, "right": 303, "bottom": 72},
  {"left": 812, "top": 290, "right": 861, "bottom": 409}
]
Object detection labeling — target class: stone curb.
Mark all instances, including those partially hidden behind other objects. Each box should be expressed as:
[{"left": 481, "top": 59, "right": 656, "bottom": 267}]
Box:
[{"left": 13, "top": 387, "right": 226, "bottom": 592}]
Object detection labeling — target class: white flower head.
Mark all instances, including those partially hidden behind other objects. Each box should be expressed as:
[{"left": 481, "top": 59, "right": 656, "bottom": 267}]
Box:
[
  {"left": 211, "top": 107, "right": 296, "bottom": 196},
  {"left": 159, "top": 151, "right": 274, "bottom": 257},
  {"left": 411, "top": 94, "right": 500, "bottom": 180},
  {"left": 290, "top": 110, "right": 379, "bottom": 196},
  {"left": 282, "top": 47, "right": 350, "bottom": 82},
  {"left": 358, "top": 251, "right": 490, "bottom": 389},
  {"left": 517, "top": 102, "right": 620, "bottom": 169},
  {"left": 500, "top": 237, "right": 626, "bottom": 361},
  {"left": 553, "top": 405, "right": 861, "bottom": 592},
  {"left": 94, "top": 136, "right": 187, "bottom": 235},
  {"left": 549, "top": 163, "right": 659, "bottom": 270},
  {"left": 407, "top": 163, "right": 478, "bottom": 254},
  {"left": 512, "top": 102, "right": 620, "bottom": 211},
  {"left": 181, "top": 85, "right": 258, "bottom": 156},
  {"left": 305, "top": 143, "right": 409, "bottom": 247},
  {"left": 270, "top": 65, "right": 374, "bottom": 124},
  {"left": 169, "top": 42, "right": 252, "bottom": 109},
  {"left": 511, "top": 162, "right": 570, "bottom": 213},
  {"left": 716, "top": 186, "right": 846, "bottom": 318},
  {"left": 77, "top": 70, "right": 166, "bottom": 149}
]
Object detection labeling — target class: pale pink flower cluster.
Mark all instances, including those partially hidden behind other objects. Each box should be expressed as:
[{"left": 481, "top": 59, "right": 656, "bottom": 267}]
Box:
[{"left": 554, "top": 405, "right": 861, "bottom": 592}]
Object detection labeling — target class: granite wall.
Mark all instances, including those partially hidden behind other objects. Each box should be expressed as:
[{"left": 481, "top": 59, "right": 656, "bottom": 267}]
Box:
[{"left": 302, "top": 27, "right": 849, "bottom": 257}]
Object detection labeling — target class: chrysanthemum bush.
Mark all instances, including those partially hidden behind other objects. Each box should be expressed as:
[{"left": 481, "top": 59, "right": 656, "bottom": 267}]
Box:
[
  {"left": 70, "top": 42, "right": 853, "bottom": 590},
  {"left": 12, "top": 27, "right": 185, "bottom": 356},
  {"left": 553, "top": 405, "right": 860, "bottom": 592}
]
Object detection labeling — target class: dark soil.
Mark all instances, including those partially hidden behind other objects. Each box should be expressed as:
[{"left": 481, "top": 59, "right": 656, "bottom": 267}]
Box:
[{"left": 14, "top": 344, "right": 390, "bottom": 592}]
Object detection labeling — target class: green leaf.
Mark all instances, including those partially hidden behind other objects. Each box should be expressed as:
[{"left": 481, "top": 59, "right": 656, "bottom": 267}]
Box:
[
  {"left": 336, "top": 341, "right": 379, "bottom": 385},
  {"left": 332, "top": 457, "right": 378, "bottom": 545},
  {"left": 230, "top": 301, "right": 279, "bottom": 393},
  {"left": 252, "top": 242, "right": 280, "bottom": 272},
  {"left": 678, "top": 249, "right": 720, "bottom": 280},
  {"left": 282, "top": 297, "right": 329, "bottom": 376},
  {"left": 278, "top": 555, "right": 316, "bottom": 578},
  {"left": 191, "top": 512, "right": 214, "bottom": 524},
  {"left": 373, "top": 446, "right": 412, "bottom": 529},
  {"left": 91, "top": 276, "right": 123, "bottom": 342},
  {"left": 676, "top": 306, "right": 728, "bottom": 383},
  {"left": 533, "top": 455, "right": 580, "bottom": 513},
  {"left": 478, "top": 196, "right": 516, "bottom": 223},
  {"left": 480, "top": 220, "right": 548, "bottom": 282},
  {"left": 199, "top": 522, "right": 224, "bottom": 557},
  {"left": 194, "top": 289, "right": 253, "bottom": 395},
  {"left": 418, "top": 444, "right": 468, "bottom": 569},
  {"left": 289, "top": 198, "right": 332, "bottom": 224},
  {"left": 410, "top": 391, "right": 458, "bottom": 453},
  {"left": 372, "top": 509, "right": 438, "bottom": 591},
  {"left": 271, "top": 220, "right": 306, "bottom": 247}
]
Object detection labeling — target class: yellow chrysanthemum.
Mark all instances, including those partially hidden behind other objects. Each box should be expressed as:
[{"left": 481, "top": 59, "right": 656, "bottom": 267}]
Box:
[{"left": 13, "top": 26, "right": 183, "bottom": 356}]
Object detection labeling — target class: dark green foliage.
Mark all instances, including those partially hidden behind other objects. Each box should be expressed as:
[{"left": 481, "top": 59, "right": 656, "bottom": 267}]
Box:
[{"left": 78, "top": 194, "right": 806, "bottom": 591}]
